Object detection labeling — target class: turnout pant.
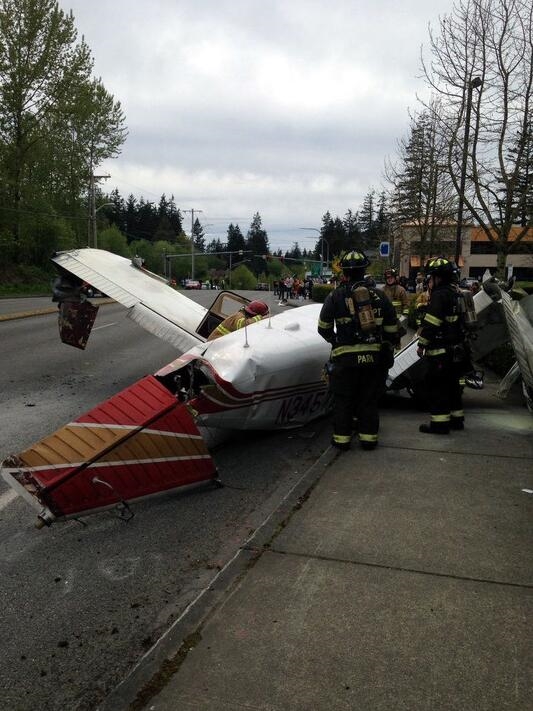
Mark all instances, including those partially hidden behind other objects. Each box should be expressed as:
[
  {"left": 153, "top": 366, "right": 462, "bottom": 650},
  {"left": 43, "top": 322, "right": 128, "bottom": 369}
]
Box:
[
  {"left": 329, "top": 362, "right": 382, "bottom": 447},
  {"left": 425, "top": 354, "right": 464, "bottom": 431}
]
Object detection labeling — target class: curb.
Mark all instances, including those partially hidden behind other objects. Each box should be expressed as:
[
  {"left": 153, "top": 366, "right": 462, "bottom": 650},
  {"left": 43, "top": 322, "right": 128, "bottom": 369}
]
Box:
[
  {"left": 0, "top": 306, "right": 59, "bottom": 322},
  {"left": 98, "top": 439, "right": 337, "bottom": 711},
  {"left": 0, "top": 298, "right": 115, "bottom": 322}
]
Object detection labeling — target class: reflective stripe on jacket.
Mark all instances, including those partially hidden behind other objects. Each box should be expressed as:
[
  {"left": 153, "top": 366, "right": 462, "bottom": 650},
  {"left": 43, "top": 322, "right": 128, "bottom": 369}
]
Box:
[
  {"left": 208, "top": 312, "right": 262, "bottom": 341},
  {"left": 418, "top": 284, "right": 464, "bottom": 354}
]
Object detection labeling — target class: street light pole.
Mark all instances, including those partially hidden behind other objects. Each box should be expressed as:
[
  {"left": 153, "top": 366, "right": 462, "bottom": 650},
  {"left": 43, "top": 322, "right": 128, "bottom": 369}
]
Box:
[
  {"left": 87, "top": 171, "right": 110, "bottom": 247},
  {"left": 299, "top": 227, "right": 328, "bottom": 277},
  {"left": 91, "top": 202, "right": 115, "bottom": 249},
  {"left": 183, "top": 209, "right": 203, "bottom": 280},
  {"left": 455, "top": 76, "right": 482, "bottom": 268}
]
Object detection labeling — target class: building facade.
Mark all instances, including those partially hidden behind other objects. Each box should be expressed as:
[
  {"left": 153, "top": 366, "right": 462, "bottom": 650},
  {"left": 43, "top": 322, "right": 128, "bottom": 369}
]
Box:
[{"left": 395, "top": 223, "right": 533, "bottom": 281}]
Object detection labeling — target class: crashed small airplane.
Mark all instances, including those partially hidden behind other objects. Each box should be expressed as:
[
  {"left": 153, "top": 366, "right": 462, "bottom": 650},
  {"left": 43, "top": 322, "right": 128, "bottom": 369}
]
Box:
[{"left": 2, "top": 248, "right": 532, "bottom": 528}]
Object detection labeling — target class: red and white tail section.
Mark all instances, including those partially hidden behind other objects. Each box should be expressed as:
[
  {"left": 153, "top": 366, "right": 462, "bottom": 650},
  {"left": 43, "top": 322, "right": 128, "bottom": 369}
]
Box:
[{"left": 2, "top": 376, "right": 217, "bottom": 527}]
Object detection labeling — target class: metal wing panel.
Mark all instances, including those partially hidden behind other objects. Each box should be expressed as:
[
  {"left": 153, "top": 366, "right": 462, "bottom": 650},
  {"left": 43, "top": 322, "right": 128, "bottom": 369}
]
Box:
[
  {"left": 52, "top": 249, "right": 206, "bottom": 349},
  {"left": 500, "top": 292, "right": 533, "bottom": 392}
]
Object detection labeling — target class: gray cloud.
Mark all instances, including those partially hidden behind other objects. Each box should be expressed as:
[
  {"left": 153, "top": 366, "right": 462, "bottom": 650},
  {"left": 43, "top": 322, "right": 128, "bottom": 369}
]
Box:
[{"left": 62, "top": 0, "right": 452, "bottom": 247}]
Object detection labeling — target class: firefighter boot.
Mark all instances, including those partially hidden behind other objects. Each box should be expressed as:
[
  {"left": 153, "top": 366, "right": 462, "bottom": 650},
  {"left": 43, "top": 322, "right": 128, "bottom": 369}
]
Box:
[
  {"left": 419, "top": 423, "right": 450, "bottom": 435},
  {"left": 331, "top": 435, "right": 351, "bottom": 452}
]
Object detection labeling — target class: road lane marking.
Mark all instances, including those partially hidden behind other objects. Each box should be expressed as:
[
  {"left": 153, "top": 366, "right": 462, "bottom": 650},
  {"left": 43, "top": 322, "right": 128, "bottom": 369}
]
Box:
[
  {"left": 0, "top": 489, "right": 18, "bottom": 511},
  {"left": 93, "top": 322, "right": 117, "bottom": 331}
]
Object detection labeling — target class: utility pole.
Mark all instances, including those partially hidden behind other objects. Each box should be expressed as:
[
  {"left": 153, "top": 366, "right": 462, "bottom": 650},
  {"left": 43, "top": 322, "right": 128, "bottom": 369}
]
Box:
[
  {"left": 183, "top": 209, "right": 203, "bottom": 279},
  {"left": 88, "top": 171, "right": 110, "bottom": 248}
]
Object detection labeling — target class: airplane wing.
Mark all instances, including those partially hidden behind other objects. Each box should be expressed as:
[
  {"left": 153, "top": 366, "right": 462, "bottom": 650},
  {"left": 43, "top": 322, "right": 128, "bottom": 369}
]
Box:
[
  {"left": 498, "top": 289, "right": 533, "bottom": 410},
  {"left": 52, "top": 248, "right": 207, "bottom": 352}
]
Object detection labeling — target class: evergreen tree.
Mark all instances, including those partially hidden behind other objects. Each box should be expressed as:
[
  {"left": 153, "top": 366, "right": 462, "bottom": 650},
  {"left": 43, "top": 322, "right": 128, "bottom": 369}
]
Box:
[
  {"left": 496, "top": 124, "right": 533, "bottom": 228},
  {"left": 386, "top": 108, "right": 456, "bottom": 261},
  {"left": 206, "top": 237, "right": 225, "bottom": 253},
  {"left": 343, "top": 209, "right": 362, "bottom": 249},
  {"left": 167, "top": 195, "right": 182, "bottom": 237},
  {"left": 358, "top": 188, "right": 376, "bottom": 234},
  {"left": 193, "top": 218, "right": 205, "bottom": 251},
  {"left": 245, "top": 212, "right": 269, "bottom": 254},
  {"left": 375, "top": 191, "right": 391, "bottom": 238},
  {"left": 246, "top": 212, "right": 269, "bottom": 276},
  {"left": 227, "top": 223, "right": 245, "bottom": 253},
  {"left": 124, "top": 194, "right": 137, "bottom": 242},
  {"left": 136, "top": 198, "right": 158, "bottom": 241}
]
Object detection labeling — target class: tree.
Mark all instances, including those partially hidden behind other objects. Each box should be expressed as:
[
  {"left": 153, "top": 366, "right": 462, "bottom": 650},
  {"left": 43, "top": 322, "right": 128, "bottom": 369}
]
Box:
[
  {"left": 358, "top": 190, "right": 375, "bottom": 234},
  {"left": 422, "top": 0, "right": 533, "bottom": 273},
  {"left": 98, "top": 224, "right": 129, "bottom": 256},
  {"left": 386, "top": 108, "right": 457, "bottom": 261},
  {"left": 343, "top": 210, "right": 362, "bottom": 250},
  {"left": 193, "top": 217, "right": 205, "bottom": 252},
  {"left": 496, "top": 124, "right": 533, "bottom": 227},
  {"left": 246, "top": 212, "right": 269, "bottom": 276},
  {"left": 230, "top": 263, "right": 256, "bottom": 290},
  {"left": 245, "top": 212, "right": 269, "bottom": 253},
  {"left": 206, "top": 237, "right": 225, "bottom": 253},
  {"left": 227, "top": 223, "right": 245, "bottom": 253},
  {"left": 0, "top": 0, "right": 127, "bottom": 259}
]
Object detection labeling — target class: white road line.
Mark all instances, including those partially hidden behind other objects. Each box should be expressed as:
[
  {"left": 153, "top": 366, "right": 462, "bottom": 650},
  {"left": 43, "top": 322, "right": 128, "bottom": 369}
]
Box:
[
  {"left": 0, "top": 489, "right": 18, "bottom": 511},
  {"left": 92, "top": 322, "right": 117, "bottom": 331}
]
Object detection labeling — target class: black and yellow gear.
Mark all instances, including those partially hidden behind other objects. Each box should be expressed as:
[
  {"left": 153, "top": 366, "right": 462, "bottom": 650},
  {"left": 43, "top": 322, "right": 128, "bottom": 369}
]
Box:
[
  {"left": 340, "top": 251, "right": 371, "bottom": 271},
  {"left": 318, "top": 278, "right": 398, "bottom": 449},
  {"left": 417, "top": 281, "right": 471, "bottom": 433}
]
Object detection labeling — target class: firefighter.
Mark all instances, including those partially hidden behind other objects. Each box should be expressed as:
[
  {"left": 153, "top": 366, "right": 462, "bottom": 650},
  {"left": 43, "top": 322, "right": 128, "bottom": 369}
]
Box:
[
  {"left": 318, "top": 251, "right": 399, "bottom": 451},
  {"left": 417, "top": 257, "right": 470, "bottom": 434},
  {"left": 414, "top": 276, "right": 430, "bottom": 330},
  {"left": 383, "top": 268, "right": 410, "bottom": 318},
  {"left": 207, "top": 300, "right": 269, "bottom": 341}
]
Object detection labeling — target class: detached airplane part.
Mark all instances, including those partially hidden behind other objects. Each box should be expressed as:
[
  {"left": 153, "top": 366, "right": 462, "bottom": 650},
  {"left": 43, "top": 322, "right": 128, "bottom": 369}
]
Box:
[
  {"left": 2, "top": 376, "right": 218, "bottom": 528},
  {"left": 53, "top": 248, "right": 207, "bottom": 352},
  {"left": 495, "top": 287, "right": 533, "bottom": 411},
  {"left": 2, "top": 248, "right": 531, "bottom": 527}
]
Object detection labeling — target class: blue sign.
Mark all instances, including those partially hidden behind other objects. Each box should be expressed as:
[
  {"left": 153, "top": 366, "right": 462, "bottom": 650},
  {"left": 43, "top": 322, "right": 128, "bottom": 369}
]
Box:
[{"left": 379, "top": 241, "right": 390, "bottom": 257}]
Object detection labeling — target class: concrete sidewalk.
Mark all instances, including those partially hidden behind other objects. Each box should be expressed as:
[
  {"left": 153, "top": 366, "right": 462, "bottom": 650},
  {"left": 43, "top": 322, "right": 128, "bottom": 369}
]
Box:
[{"left": 105, "top": 373, "right": 532, "bottom": 711}]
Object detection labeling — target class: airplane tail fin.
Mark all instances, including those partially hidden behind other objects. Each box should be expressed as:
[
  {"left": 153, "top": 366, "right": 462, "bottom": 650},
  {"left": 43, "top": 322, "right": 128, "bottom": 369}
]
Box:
[{"left": 1, "top": 375, "right": 217, "bottom": 527}]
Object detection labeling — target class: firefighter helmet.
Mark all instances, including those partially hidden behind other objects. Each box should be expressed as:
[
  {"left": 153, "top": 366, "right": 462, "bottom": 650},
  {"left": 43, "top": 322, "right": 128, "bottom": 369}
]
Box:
[
  {"left": 340, "top": 251, "right": 370, "bottom": 272},
  {"left": 244, "top": 300, "right": 269, "bottom": 317},
  {"left": 425, "top": 257, "right": 456, "bottom": 280},
  {"left": 384, "top": 268, "right": 398, "bottom": 279}
]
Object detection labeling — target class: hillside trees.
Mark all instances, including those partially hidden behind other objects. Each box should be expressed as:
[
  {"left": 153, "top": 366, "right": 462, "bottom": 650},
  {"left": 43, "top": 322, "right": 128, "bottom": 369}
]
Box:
[
  {"left": 422, "top": 0, "right": 533, "bottom": 273},
  {"left": 0, "top": 0, "right": 127, "bottom": 264}
]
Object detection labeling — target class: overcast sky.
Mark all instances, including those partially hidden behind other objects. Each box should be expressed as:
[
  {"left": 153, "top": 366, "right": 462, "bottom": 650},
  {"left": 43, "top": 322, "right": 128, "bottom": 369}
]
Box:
[{"left": 61, "top": 0, "right": 453, "bottom": 251}]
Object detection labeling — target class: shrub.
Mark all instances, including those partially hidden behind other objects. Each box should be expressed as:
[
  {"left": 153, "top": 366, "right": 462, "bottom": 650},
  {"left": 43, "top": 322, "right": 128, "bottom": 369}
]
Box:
[{"left": 310, "top": 283, "right": 334, "bottom": 303}]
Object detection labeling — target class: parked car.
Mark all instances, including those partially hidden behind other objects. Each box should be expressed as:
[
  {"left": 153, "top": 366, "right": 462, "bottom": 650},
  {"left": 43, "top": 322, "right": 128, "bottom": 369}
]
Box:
[
  {"left": 256, "top": 283, "right": 269, "bottom": 291},
  {"left": 184, "top": 279, "right": 201, "bottom": 289}
]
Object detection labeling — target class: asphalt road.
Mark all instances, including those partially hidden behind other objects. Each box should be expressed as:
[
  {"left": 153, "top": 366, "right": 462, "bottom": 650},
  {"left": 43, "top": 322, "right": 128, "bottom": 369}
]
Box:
[{"left": 0, "top": 292, "right": 332, "bottom": 711}]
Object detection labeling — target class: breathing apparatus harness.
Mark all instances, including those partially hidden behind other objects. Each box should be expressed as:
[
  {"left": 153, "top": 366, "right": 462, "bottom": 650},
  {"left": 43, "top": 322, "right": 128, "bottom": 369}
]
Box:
[{"left": 343, "top": 281, "right": 380, "bottom": 345}]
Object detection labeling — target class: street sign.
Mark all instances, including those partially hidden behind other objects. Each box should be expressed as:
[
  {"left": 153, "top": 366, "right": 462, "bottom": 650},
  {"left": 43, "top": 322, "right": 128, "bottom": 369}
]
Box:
[{"left": 379, "top": 241, "right": 390, "bottom": 258}]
